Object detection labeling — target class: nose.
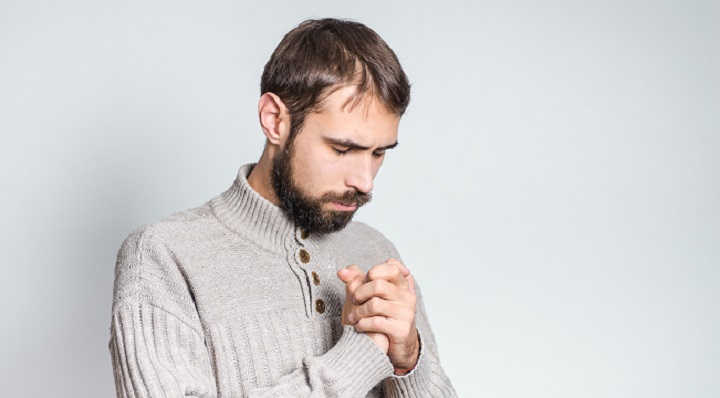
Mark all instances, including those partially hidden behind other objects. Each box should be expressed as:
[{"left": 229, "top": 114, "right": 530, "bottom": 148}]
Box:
[{"left": 345, "top": 157, "right": 374, "bottom": 194}]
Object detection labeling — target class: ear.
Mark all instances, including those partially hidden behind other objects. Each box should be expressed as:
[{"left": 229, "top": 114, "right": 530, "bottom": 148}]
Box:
[{"left": 258, "top": 92, "right": 291, "bottom": 146}]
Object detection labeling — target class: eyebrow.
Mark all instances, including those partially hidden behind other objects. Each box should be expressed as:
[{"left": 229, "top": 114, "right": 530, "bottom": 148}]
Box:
[{"left": 322, "top": 136, "right": 399, "bottom": 151}]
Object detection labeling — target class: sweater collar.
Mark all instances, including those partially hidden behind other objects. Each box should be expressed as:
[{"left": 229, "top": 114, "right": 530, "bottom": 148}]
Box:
[{"left": 209, "top": 163, "right": 298, "bottom": 252}]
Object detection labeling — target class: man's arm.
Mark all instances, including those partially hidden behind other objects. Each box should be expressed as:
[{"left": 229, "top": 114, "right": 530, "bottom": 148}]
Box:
[
  {"left": 110, "top": 228, "right": 395, "bottom": 398},
  {"left": 339, "top": 258, "right": 458, "bottom": 397}
]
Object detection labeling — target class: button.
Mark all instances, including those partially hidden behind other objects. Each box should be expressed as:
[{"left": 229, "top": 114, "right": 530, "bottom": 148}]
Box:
[
  {"left": 312, "top": 271, "right": 320, "bottom": 285},
  {"left": 301, "top": 230, "right": 310, "bottom": 240},
  {"left": 299, "top": 249, "right": 310, "bottom": 263},
  {"left": 315, "top": 299, "right": 325, "bottom": 314}
]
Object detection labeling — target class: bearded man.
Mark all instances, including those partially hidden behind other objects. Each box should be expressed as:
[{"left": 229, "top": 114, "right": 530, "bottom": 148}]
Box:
[{"left": 110, "top": 18, "right": 456, "bottom": 397}]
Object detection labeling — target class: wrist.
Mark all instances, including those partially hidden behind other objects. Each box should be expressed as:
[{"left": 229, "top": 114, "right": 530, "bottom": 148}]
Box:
[{"left": 392, "top": 332, "right": 420, "bottom": 375}]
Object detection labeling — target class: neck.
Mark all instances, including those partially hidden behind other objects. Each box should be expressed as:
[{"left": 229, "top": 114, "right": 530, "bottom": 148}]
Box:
[{"left": 247, "top": 146, "right": 281, "bottom": 206}]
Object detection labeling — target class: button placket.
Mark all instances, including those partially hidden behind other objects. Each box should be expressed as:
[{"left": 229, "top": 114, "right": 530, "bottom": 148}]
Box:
[
  {"left": 286, "top": 244, "right": 312, "bottom": 317},
  {"left": 294, "top": 229, "right": 334, "bottom": 317},
  {"left": 294, "top": 238, "right": 325, "bottom": 316}
]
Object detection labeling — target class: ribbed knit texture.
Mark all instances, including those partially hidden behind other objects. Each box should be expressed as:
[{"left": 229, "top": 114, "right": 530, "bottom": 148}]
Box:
[{"left": 109, "top": 164, "right": 457, "bottom": 397}]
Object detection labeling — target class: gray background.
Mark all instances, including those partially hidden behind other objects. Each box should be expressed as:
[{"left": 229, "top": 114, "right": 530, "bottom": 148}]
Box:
[{"left": 1, "top": 0, "right": 718, "bottom": 396}]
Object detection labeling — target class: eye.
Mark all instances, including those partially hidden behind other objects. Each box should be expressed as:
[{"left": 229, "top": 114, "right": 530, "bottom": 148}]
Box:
[
  {"left": 332, "top": 147, "right": 350, "bottom": 156},
  {"left": 372, "top": 150, "right": 386, "bottom": 158}
]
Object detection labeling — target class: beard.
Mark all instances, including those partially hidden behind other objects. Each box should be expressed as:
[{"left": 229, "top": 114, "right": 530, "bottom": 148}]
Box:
[{"left": 270, "top": 138, "right": 372, "bottom": 235}]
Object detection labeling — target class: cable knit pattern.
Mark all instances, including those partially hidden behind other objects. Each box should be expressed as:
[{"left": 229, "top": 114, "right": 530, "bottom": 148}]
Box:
[{"left": 109, "top": 164, "right": 457, "bottom": 397}]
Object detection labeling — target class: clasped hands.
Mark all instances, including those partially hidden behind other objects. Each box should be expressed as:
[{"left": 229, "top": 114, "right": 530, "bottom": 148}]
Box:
[{"left": 336, "top": 258, "right": 419, "bottom": 374}]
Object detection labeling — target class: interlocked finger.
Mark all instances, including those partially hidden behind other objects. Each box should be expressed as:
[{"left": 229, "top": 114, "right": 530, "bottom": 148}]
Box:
[
  {"left": 387, "top": 258, "right": 411, "bottom": 278},
  {"left": 354, "top": 315, "right": 393, "bottom": 335},
  {"left": 350, "top": 297, "right": 396, "bottom": 323},
  {"left": 344, "top": 265, "right": 365, "bottom": 297},
  {"left": 366, "top": 261, "right": 407, "bottom": 287},
  {"left": 353, "top": 279, "right": 404, "bottom": 304}
]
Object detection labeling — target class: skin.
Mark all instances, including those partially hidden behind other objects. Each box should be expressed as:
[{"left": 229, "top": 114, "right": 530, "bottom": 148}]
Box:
[
  {"left": 248, "top": 85, "right": 398, "bottom": 208},
  {"left": 248, "top": 86, "right": 420, "bottom": 373},
  {"left": 337, "top": 260, "right": 420, "bottom": 373}
]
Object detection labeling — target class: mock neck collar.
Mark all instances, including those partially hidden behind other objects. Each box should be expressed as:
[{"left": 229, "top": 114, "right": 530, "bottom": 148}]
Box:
[{"left": 209, "top": 163, "right": 298, "bottom": 252}]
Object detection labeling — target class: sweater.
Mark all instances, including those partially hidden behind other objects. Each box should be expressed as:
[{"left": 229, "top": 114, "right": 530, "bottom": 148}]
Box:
[{"left": 109, "top": 163, "right": 457, "bottom": 397}]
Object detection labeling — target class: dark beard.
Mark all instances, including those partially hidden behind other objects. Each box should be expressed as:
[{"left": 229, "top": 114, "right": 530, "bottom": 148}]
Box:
[{"left": 270, "top": 140, "right": 372, "bottom": 234}]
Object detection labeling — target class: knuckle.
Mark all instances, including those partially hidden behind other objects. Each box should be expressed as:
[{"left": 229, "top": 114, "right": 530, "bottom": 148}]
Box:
[
  {"left": 367, "top": 281, "right": 380, "bottom": 295},
  {"left": 375, "top": 279, "right": 389, "bottom": 292},
  {"left": 367, "top": 267, "right": 380, "bottom": 280},
  {"left": 361, "top": 318, "right": 371, "bottom": 330},
  {"left": 368, "top": 297, "right": 381, "bottom": 313}
]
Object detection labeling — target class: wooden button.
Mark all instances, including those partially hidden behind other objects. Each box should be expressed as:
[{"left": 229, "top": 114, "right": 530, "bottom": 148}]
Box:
[
  {"left": 315, "top": 299, "right": 325, "bottom": 314},
  {"left": 312, "top": 271, "right": 320, "bottom": 285},
  {"left": 301, "top": 230, "right": 310, "bottom": 240},
  {"left": 299, "top": 249, "right": 310, "bottom": 263}
]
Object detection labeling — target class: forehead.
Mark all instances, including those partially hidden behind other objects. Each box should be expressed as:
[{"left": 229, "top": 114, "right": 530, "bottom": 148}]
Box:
[
  {"left": 316, "top": 84, "right": 388, "bottom": 113},
  {"left": 305, "top": 86, "right": 400, "bottom": 143}
]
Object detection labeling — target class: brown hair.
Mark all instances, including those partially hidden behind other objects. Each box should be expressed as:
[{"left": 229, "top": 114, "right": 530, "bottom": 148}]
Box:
[{"left": 260, "top": 18, "right": 411, "bottom": 137}]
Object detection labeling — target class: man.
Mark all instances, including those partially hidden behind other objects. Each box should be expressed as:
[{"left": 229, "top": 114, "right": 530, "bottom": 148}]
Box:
[{"left": 110, "top": 18, "right": 456, "bottom": 397}]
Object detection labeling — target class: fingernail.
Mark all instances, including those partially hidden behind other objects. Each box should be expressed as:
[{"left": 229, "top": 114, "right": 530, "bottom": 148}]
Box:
[{"left": 348, "top": 313, "right": 357, "bottom": 323}]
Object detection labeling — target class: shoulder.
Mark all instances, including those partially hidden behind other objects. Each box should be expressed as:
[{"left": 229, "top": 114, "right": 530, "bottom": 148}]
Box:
[
  {"left": 113, "top": 204, "right": 217, "bottom": 311},
  {"left": 118, "top": 204, "right": 216, "bottom": 253}
]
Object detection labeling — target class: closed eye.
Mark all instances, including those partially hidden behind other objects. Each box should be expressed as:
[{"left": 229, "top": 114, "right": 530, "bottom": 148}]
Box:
[
  {"left": 332, "top": 146, "right": 350, "bottom": 155},
  {"left": 325, "top": 137, "right": 398, "bottom": 157}
]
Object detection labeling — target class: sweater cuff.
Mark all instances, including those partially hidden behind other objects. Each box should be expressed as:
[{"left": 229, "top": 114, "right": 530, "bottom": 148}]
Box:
[
  {"left": 303, "top": 325, "right": 393, "bottom": 394},
  {"left": 384, "top": 326, "right": 430, "bottom": 389}
]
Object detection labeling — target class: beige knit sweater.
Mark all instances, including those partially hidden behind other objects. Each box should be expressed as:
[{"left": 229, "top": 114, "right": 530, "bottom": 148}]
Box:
[{"left": 109, "top": 164, "right": 456, "bottom": 397}]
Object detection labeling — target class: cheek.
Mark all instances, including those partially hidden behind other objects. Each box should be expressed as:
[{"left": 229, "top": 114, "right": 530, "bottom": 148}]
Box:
[{"left": 295, "top": 149, "right": 345, "bottom": 187}]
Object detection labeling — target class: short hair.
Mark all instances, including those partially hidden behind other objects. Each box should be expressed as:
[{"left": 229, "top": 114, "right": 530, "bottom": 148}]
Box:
[{"left": 260, "top": 18, "right": 411, "bottom": 137}]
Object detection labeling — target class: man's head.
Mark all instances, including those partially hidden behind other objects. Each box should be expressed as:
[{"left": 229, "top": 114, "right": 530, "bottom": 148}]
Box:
[{"left": 257, "top": 18, "right": 410, "bottom": 234}]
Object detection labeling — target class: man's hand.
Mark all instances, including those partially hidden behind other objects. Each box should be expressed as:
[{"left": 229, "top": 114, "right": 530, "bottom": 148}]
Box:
[
  {"left": 339, "top": 259, "right": 419, "bottom": 372},
  {"left": 337, "top": 265, "right": 389, "bottom": 353}
]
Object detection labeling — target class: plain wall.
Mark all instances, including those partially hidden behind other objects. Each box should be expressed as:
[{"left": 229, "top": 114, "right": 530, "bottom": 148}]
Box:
[{"left": 1, "top": 0, "right": 718, "bottom": 396}]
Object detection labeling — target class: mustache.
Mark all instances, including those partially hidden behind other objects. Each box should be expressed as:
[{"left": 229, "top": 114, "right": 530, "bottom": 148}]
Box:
[{"left": 319, "top": 190, "right": 372, "bottom": 208}]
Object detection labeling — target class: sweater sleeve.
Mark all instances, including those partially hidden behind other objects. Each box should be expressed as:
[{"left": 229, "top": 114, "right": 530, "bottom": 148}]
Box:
[
  {"left": 248, "top": 326, "right": 393, "bottom": 397},
  {"left": 110, "top": 228, "right": 395, "bottom": 398},
  {"left": 110, "top": 302, "right": 217, "bottom": 397},
  {"left": 110, "top": 228, "right": 217, "bottom": 397}
]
